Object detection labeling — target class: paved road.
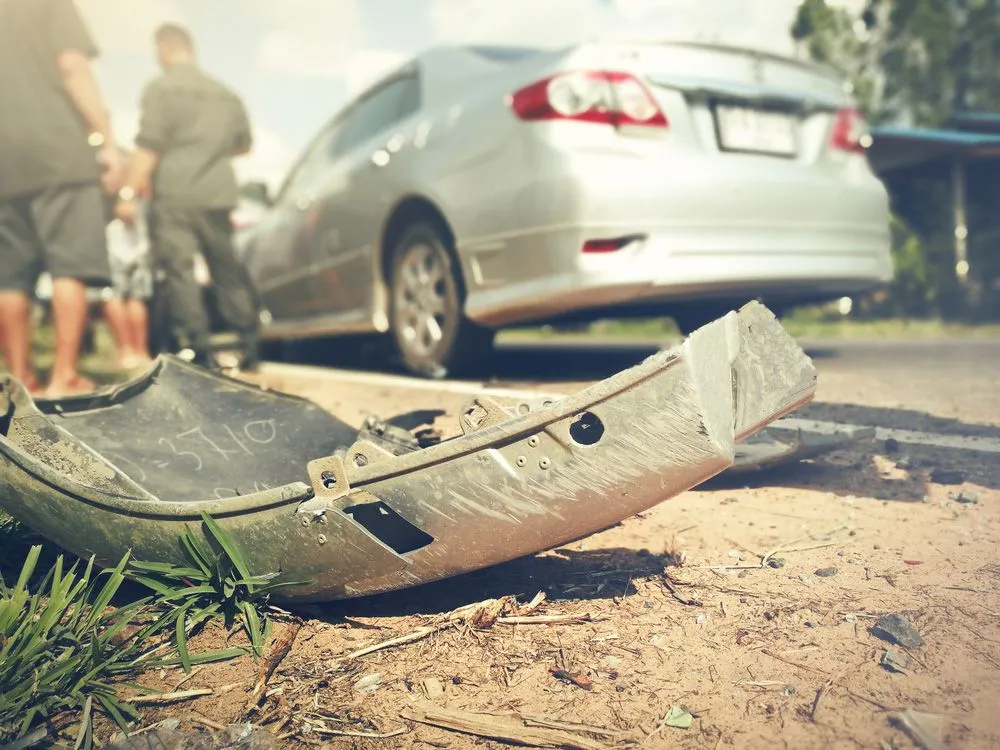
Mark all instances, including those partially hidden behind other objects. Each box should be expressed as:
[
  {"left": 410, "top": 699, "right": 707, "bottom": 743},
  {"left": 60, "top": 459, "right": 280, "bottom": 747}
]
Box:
[
  {"left": 261, "top": 334, "right": 1000, "bottom": 453},
  {"left": 272, "top": 334, "right": 1000, "bottom": 425},
  {"left": 486, "top": 336, "right": 1000, "bottom": 428}
]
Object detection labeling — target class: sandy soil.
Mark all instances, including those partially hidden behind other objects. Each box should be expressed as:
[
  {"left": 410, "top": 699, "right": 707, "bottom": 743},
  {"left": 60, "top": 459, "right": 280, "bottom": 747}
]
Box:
[{"left": 112, "top": 347, "right": 1000, "bottom": 750}]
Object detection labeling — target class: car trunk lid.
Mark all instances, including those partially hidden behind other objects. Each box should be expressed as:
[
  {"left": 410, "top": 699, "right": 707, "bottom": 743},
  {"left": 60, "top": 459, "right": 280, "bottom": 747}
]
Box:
[{"left": 595, "top": 40, "right": 854, "bottom": 164}]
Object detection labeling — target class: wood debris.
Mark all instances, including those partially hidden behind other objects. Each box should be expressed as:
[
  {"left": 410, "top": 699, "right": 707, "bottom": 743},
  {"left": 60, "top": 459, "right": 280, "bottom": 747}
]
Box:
[
  {"left": 549, "top": 668, "right": 594, "bottom": 691},
  {"left": 401, "top": 705, "right": 610, "bottom": 749},
  {"left": 662, "top": 572, "right": 703, "bottom": 606},
  {"left": 340, "top": 593, "right": 590, "bottom": 663},
  {"left": 345, "top": 624, "right": 450, "bottom": 660},
  {"left": 248, "top": 618, "right": 303, "bottom": 708},
  {"left": 126, "top": 688, "right": 213, "bottom": 705}
]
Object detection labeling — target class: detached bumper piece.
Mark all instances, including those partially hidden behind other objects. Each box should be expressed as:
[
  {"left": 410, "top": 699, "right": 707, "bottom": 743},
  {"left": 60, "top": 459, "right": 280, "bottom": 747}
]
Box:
[{"left": 0, "top": 302, "right": 815, "bottom": 602}]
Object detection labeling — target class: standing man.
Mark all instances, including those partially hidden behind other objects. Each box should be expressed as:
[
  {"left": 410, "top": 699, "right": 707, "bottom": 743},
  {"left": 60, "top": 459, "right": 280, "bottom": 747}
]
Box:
[
  {"left": 114, "top": 23, "right": 259, "bottom": 370},
  {"left": 0, "top": 0, "right": 123, "bottom": 396}
]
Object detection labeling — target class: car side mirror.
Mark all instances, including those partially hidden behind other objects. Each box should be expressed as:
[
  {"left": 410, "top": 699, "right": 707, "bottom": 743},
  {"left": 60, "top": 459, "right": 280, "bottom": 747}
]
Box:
[{"left": 241, "top": 181, "right": 272, "bottom": 207}]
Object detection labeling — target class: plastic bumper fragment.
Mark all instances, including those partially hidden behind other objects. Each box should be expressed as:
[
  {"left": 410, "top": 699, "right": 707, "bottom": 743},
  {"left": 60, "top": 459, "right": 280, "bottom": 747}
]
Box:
[{"left": 0, "top": 302, "right": 816, "bottom": 602}]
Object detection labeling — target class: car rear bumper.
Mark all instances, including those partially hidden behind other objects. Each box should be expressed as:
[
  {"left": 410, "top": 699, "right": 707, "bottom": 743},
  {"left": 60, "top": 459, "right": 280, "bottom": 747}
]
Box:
[
  {"left": 458, "top": 144, "right": 892, "bottom": 327},
  {"left": 462, "top": 221, "right": 892, "bottom": 327}
]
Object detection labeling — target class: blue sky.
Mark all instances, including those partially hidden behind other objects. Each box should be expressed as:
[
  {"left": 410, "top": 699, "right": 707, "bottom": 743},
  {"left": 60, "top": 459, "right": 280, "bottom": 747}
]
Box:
[{"left": 78, "top": 0, "right": 861, "bottom": 189}]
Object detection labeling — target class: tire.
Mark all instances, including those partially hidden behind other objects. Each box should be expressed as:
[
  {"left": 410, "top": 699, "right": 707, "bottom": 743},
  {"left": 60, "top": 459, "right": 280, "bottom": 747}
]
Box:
[{"left": 388, "top": 221, "right": 494, "bottom": 378}]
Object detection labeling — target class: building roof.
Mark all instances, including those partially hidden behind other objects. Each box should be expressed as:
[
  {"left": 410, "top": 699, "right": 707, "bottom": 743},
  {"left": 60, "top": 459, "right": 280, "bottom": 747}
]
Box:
[
  {"left": 947, "top": 111, "right": 1000, "bottom": 133},
  {"left": 867, "top": 124, "right": 1000, "bottom": 173}
]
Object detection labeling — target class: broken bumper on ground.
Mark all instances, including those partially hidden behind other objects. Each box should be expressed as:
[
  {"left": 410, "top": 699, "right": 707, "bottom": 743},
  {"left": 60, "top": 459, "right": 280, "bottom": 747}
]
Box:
[{"left": 0, "top": 302, "right": 816, "bottom": 602}]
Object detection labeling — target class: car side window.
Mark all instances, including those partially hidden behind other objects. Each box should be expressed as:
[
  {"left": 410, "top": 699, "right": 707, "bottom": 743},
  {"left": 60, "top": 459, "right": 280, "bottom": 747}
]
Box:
[
  {"left": 331, "top": 72, "right": 421, "bottom": 158},
  {"left": 275, "top": 123, "right": 341, "bottom": 203}
]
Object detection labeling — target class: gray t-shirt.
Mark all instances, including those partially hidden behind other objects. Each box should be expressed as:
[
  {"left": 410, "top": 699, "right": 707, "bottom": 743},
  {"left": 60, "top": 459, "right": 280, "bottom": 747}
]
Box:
[
  {"left": 136, "top": 63, "right": 253, "bottom": 210},
  {"left": 0, "top": 0, "right": 102, "bottom": 200}
]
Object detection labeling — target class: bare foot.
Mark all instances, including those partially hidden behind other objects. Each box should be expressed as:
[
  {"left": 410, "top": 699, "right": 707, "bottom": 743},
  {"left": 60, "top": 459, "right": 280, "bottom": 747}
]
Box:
[
  {"left": 120, "top": 353, "right": 154, "bottom": 371},
  {"left": 7, "top": 370, "right": 43, "bottom": 396},
  {"left": 45, "top": 374, "right": 97, "bottom": 399}
]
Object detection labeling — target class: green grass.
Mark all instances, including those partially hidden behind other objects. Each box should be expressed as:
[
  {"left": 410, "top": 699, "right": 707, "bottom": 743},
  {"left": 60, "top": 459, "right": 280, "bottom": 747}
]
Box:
[
  {"left": 501, "top": 310, "right": 1000, "bottom": 343},
  {"left": 0, "top": 513, "right": 287, "bottom": 747},
  {"left": 1, "top": 548, "right": 146, "bottom": 747},
  {"left": 130, "top": 512, "right": 304, "bottom": 669},
  {"left": 781, "top": 316, "right": 1000, "bottom": 339}
]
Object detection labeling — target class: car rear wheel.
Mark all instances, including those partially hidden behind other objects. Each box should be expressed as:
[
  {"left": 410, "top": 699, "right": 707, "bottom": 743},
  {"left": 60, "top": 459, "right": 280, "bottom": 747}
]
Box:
[{"left": 388, "top": 222, "right": 494, "bottom": 378}]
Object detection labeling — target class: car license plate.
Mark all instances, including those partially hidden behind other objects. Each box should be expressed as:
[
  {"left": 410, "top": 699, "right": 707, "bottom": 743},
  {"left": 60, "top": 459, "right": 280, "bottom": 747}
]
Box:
[{"left": 714, "top": 105, "right": 797, "bottom": 156}]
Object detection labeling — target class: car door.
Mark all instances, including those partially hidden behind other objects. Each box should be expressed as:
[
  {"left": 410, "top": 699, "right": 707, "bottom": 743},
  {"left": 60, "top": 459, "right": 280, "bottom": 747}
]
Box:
[
  {"left": 307, "top": 68, "right": 422, "bottom": 317},
  {"left": 246, "top": 122, "right": 341, "bottom": 322}
]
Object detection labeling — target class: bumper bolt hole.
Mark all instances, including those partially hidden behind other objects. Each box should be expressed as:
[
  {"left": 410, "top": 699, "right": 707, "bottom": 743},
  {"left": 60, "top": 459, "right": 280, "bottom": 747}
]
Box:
[{"left": 569, "top": 411, "right": 605, "bottom": 446}]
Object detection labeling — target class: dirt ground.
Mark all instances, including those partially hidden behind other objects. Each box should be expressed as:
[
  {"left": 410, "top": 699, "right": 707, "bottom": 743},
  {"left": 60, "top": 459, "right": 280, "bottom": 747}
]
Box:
[{"left": 114, "top": 341, "right": 999, "bottom": 749}]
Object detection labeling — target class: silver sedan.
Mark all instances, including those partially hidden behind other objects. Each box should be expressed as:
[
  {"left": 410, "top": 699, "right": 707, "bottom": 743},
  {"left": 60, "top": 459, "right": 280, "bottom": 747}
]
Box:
[{"left": 238, "top": 40, "right": 892, "bottom": 376}]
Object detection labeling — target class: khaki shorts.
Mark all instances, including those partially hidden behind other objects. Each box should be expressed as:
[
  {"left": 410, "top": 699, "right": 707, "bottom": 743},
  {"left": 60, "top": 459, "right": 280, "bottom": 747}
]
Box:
[{"left": 0, "top": 182, "right": 110, "bottom": 293}]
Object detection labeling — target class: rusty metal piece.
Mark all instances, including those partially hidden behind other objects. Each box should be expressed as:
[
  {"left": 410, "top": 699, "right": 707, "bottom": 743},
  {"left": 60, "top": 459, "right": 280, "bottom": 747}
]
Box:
[{"left": 0, "top": 301, "right": 816, "bottom": 602}]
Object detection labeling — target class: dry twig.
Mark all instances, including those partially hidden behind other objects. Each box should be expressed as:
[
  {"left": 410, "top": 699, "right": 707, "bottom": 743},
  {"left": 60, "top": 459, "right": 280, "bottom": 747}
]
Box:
[
  {"left": 401, "top": 705, "right": 608, "bottom": 750},
  {"left": 345, "top": 624, "right": 452, "bottom": 660},
  {"left": 127, "top": 689, "right": 213, "bottom": 705},
  {"left": 497, "top": 614, "right": 594, "bottom": 626},
  {"left": 310, "top": 726, "right": 408, "bottom": 739},
  {"left": 191, "top": 714, "right": 227, "bottom": 731}
]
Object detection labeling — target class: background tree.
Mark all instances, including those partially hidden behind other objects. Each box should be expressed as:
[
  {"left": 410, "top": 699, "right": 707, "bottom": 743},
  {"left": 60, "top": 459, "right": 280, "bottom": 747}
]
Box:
[{"left": 792, "top": 0, "right": 1000, "bottom": 319}]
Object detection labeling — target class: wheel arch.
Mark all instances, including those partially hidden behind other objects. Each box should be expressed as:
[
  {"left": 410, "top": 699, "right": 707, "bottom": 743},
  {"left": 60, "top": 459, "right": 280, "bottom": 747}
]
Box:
[{"left": 373, "top": 194, "right": 462, "bottom": 332}]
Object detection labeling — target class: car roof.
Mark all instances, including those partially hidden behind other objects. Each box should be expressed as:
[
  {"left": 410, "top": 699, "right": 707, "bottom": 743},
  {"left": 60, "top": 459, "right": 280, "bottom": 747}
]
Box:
[{"left": 348, "top": 44, "right": 554, "bottom": 106}]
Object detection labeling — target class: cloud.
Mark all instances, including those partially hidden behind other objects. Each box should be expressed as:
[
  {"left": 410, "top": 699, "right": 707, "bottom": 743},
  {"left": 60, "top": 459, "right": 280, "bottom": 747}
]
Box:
[
  {"left": 235, "top": 122, "right": 297, "bottom": 192},
  {"left": 252, "top": 0, "right": 367, "bottom": 77},
  {"left": 109, "top": 105, "right": 141, "bottom": 149},
  {"left": 426, "top": 0, "right": 847, "bottom": 56},
  {"left": 80, "top": 0, "right": 187, "bottom": 56},
  {"left": 428, "top": 0, "right": 623, "bottom": 48},
  {"left": 344, "top": 49, "right": 408, "bottom": 95}
]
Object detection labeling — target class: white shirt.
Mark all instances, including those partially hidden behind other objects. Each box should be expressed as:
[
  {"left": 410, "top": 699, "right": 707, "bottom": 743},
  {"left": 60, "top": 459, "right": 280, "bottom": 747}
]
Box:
[{"left": 106, "top": 208, "right": 150, "bottom": 266}]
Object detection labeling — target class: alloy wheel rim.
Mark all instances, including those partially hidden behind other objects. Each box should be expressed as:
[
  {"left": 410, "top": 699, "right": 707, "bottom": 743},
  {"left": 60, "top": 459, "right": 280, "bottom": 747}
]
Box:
[{"left": 394, "top": 242, "right": 454, "bottom": 358}]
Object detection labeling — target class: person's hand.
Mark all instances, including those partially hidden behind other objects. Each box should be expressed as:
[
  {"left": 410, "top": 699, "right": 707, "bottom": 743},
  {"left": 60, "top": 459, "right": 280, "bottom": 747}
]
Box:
[
  {"left": 97, "top": 142, "right": 124, "bottom": 195},
  {"left": 114, "top": 195, "right": 139, "bottom": 225}
]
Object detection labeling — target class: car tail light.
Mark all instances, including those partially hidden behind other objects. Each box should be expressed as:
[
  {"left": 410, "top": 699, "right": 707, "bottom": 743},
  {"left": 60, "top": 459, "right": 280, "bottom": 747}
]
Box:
[
  {"left": 830, "top": 108, "right": 870, "bottom": 153},
  {"left": 509, "top": 71, "right": 668, "bottom": 128},
  {"left": 582, "top": 235, "right": 644, "bottom": 254}
]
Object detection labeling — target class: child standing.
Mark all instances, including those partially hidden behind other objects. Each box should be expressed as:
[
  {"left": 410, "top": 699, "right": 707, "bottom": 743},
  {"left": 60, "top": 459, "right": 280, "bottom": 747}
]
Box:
[{"left": 103, "top": 190, "right": 153, "bottom": 370}]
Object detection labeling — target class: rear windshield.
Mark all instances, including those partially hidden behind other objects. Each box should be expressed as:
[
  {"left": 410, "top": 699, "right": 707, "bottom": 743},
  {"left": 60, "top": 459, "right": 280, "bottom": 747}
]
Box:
[{"left": 465, "top": 46, "right": 544, "bottom": 63}]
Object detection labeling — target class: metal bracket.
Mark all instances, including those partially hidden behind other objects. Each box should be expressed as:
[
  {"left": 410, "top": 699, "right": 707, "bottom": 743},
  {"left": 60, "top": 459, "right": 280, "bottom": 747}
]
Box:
[
  {"left": 297, "top": 454, "right": 351, "bottom": 516},
  {"left": 459, "top": 397, "right": 516, "bottom": 435},
  {"left": 297, "top": 438, "right": 397, "bottom": 516},
  {"left": 344, "top": 439, "right": 396, "bottom": 469}
]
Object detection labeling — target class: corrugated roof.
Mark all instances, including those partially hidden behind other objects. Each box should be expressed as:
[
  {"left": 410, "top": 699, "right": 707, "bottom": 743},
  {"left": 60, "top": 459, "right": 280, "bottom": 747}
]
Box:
[
  {"left": 873, "top": 125, "right": 1000, "bottom": 146},
  {"left": 867, "top": 125, "right": 1000, "bottom": 172}
]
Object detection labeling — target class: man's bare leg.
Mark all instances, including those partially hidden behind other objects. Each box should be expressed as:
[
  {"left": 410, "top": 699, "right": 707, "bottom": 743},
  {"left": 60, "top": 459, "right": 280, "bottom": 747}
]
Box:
[
  {"left": 47, "top": 277, "right": 94, "bottom": 395},
  {"left": 0, "top": 290, "right": 39, "bottom": 390}
]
